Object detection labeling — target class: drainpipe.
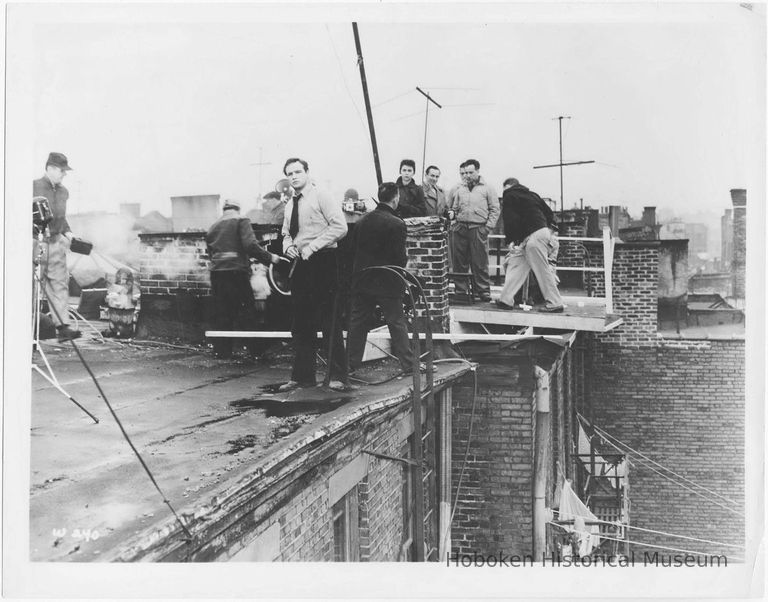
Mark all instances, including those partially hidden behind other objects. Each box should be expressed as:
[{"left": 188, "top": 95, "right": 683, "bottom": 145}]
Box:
[
  {"left": 533, "top": 366, "right": 551, "bottom": 559},
  {"left": 438, "top": 388, "right": 452, "bottom": 561}
]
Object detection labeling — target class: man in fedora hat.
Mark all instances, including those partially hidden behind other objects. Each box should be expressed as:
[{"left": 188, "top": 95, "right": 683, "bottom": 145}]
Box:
[
  {"left": 205, "top": 199, "right": 283, "bottom": 359},
  {"left": 32, "top": 152, "right": 81, "bottom": 342}
]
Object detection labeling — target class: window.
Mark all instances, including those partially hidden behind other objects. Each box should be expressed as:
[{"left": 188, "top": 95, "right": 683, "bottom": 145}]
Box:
[{"left": 332, "top": 487, "right": 359, "bottom": 561}]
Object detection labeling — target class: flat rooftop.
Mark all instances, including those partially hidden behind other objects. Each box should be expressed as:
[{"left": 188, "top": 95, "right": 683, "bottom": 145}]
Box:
[{"left": 30, "top": 339, "right": 470, "bottom": 562}]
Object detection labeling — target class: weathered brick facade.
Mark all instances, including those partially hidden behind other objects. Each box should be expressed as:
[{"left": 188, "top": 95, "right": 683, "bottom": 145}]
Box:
[
  {"left": 139, "top": 232, "right": 211, "bottom": 295},
  {"left": 586, "top": 338, "right": 745, "bottom": 559},
  {"left": 450, "top": 342, "right": 574, "bottom": 557},
  {"left": 221, "top": 390, "right": 448, "bottom": 562}
]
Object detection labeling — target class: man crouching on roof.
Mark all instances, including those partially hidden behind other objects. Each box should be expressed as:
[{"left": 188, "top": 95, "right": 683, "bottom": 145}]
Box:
[
  {"left": 496, "top": 178, "right": 564, "bottom": 313},
  {"left": 279, "top": 158, "right": 348, "bottom": 392}
]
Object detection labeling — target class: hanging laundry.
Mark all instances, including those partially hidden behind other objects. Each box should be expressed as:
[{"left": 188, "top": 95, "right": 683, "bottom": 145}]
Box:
[{"left": 558, "top": 479, "right": 601, "bottom": 556}]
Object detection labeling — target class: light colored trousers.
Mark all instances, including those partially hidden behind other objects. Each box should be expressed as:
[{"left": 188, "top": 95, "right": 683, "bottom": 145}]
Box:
[
  {"left": 34, "top": 234, "right": 71, "bottom": 327},
  {"left": 498, "top": 227, "right": 563, "bottom": 307}
]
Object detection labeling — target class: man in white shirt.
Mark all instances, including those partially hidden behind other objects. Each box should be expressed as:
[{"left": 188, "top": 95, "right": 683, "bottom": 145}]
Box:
[{"left": 280, "top": 158, "right": 348, "bottom": 391}]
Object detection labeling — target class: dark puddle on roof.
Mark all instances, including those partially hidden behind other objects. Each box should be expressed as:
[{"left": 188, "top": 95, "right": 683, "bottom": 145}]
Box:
[
  {"left": 230, "top": 395, "right": 352, "bottom": 418},
  {"left": 223, "top": 393, "right": 353, "bottom": 455}
]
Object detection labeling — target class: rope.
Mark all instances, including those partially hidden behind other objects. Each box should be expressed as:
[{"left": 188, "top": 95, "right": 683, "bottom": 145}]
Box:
[
  {"left": 547, "top": 522, "right": 742, "bottom": 561},
  {"left": 551, "top": 509, "right": 744, "bottom": 550},
  {"left": 577, "top": 413, "right": 742, "bottom": 508},
  {"left": 440, "top": 363, "right": 478, "bottom": 555}
]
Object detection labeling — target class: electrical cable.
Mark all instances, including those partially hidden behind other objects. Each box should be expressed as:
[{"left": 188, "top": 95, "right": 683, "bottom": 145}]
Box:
[
  {"left": 40, "top": 286, "right": 193, "bottom": 542},
  {"left": 440, "top": 363, "right": 478, "bottom": 555},
  {"left": 577, "top": 413, "right": 742, "bottom": 508},
  {"left": 325, "top": 24, "right": 366, "bottom": 130},
  {"left": 547, "top": 522, "right": 742, "bottom": 562},
  {"left": 550, "top": 509, "right": 744, "bottom": 550}
]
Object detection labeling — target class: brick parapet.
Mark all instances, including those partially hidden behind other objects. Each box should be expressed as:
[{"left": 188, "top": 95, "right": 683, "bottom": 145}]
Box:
[
  {"left": 138, "top": 232, "right": 211, "bottom": 296},
  {"left": 405, "top": 217, "right": 449, "bottom": 331}
]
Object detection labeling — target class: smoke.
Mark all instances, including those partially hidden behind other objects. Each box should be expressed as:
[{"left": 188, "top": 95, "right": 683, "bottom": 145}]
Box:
[
  {"left": 67, "top": 213, "right": 141, "bottom": 267},
  {"left": 250, "top": 263, "right": 272, "bottom": 300}
]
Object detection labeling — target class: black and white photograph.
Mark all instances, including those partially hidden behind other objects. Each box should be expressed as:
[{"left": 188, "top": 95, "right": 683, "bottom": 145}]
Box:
[{"left": 3, "top": 1, "right": 765, "bottom": 599}]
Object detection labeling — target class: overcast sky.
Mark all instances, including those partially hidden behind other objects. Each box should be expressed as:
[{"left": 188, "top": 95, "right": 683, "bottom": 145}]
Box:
[{"left": 8, "top": 2, "right": 766, "bottom": 228}]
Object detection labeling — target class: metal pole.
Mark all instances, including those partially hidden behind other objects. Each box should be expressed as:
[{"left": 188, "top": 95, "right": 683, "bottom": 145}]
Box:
[
  {"left": 352, "top": 23, "right": 382, "bottom": 186},
  {"left": 416, "top": 87, "right": 442, "bottom": 180},
  {"left": 422, "top": 96, "right": 429, "bottom": 178},
  {"left": 558, "top": 116, "right": 564, "bottom": 215},
  {"left": 533, "top": 366, "right": 551, "bottom": 559}
]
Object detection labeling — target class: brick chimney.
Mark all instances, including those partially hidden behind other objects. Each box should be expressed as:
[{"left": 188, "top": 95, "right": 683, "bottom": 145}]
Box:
[
  {"left": 730, "top": 189, "right": 746, "bottom": 300},
  {"left": 641, "top": 206, "right": 657, "bottom": 227},
  {"left": 404, "top": 217, "right": 449, "bottom": 332}
]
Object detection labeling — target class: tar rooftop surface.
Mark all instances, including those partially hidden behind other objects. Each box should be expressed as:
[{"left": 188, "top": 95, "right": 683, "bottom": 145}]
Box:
[{"left": 30, "top": 338, "right": 469, "bottom": 561}]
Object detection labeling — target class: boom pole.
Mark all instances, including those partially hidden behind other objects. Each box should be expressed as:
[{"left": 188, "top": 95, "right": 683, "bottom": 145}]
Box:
[{"left": 352, "top": 23, "right": 383, "bottom": 186}]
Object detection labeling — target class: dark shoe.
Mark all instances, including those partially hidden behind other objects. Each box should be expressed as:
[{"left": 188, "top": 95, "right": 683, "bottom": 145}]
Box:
[
  {"left": 541, "top": 304, "right": 565, "bottom": 313},
  {"left": 478, "top": 294, "right": 492, "bottom": 302},
  {"left": 57, "top": 326, "right": 81, "bottom": 342},
  {"left": 495, "top": 300, "right": 515, "bottom": 310}
]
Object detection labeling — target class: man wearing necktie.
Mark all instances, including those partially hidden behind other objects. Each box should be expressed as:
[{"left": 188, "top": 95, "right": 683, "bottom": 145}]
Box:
[{"left": 280, "top": 158, "right": 348, "bottom": 391}]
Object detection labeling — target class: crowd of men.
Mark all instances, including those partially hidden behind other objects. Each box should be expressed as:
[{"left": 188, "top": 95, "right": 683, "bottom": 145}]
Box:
[
  {"left": 33, "top": 151, "right": 563, "bottom": 392},
  {"left": 205, "top": 155, "right": 565, "bottom": 392}
]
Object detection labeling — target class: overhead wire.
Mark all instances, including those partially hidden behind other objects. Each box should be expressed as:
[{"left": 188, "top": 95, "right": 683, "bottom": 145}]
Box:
[
  {"left": 550, "top": 509, "right": 744, "bottom": 550},
  {"left": 547, "top": 522, "right": 742, "bottom": 562},
  {"left": 577, "top": 413, "right": 742, "bottom": 508},
  {"left": 324, "top": 24, "right": 367, "bottom": 130}
]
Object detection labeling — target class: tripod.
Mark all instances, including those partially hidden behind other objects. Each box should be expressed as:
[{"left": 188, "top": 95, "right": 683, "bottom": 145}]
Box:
[{"left": 32, "top": 229, "right": 99, "bottom": 423}]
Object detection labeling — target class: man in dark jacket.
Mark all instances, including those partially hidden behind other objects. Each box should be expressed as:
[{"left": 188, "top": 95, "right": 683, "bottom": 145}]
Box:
[
  {"left": 347, "top": 182, "right": 414, "bottom": 374},
  {"left": 33, "top": 152, "right": 81, "bottom": 342},
  {"left": 206, "top": 199, "right": 281, "bottom": 358},
  {"left": 395, "top": 159, "right": 427, "bottom": 218},
  {"left": 497, "top": 178, "right": 564, "bottom": 312}
]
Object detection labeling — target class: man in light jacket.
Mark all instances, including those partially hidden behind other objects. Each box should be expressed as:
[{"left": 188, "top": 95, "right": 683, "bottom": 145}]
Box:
[{"left": 447, "top": 159, "right": 499, "bottom": 301}]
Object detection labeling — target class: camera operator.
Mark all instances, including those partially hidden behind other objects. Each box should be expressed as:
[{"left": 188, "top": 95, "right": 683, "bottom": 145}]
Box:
[{"left": 33, "top": 152, "right": 80, "bottom": 342}]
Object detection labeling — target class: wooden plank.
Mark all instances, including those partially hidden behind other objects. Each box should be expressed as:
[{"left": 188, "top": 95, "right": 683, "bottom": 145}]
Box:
[{"left": 450, "top": 306, "right": 621, "bottom": 333}]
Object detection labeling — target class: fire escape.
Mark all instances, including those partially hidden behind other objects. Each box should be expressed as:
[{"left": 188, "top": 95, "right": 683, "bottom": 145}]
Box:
[{"left": 572, "top": 419, "right": 630, "bottom": 556}]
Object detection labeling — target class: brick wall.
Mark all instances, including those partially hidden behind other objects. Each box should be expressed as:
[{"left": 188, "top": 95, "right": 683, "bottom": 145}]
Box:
[
  {"left": 139, "top": 232, "right": 211, "bottom": 295},
  {"left": 221, "top": 389, "right": 450, "bottom": 562},
  {"left": 595, "top": 242, "right": 659, "bottom": 346},
  {"left": 450, "top": 343, "right": 572, "bottom": 557},
  {"left": 405, "top": 217, "right": 449, "bottom": 331},
  {"left": 586, "top": 338, "right": 745, "bottom": 559}
]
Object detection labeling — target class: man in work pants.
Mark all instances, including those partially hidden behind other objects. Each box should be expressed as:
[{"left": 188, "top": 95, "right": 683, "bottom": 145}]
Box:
[
  {"left": 447, "top": 159, "right": 499, "bottom": 301},
  {"left": 279, "top": 157, "right": 348, "bottom": 392},
  {"left": 497, "top": 178, "right": 564, "bottom": 312},
  {"left": 205, "top": 199, "right": 282, "bottom": 358},
  {"left": 33, "top": 152, "right": 80, "bottom": 342}
]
